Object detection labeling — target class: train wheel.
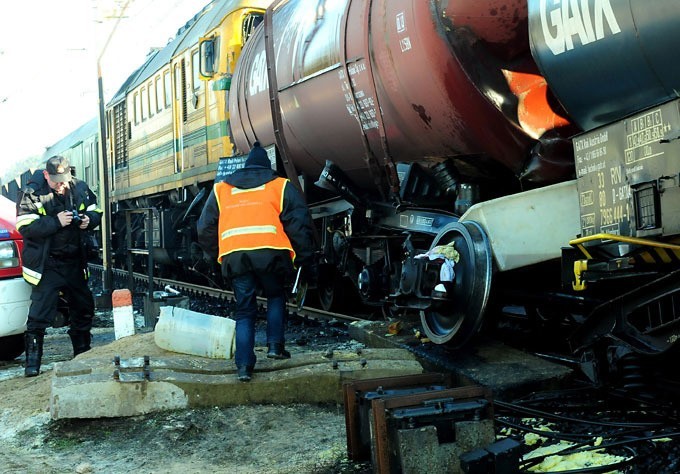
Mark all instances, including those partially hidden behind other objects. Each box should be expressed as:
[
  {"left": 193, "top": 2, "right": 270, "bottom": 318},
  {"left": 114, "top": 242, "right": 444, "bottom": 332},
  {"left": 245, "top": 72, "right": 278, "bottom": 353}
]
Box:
[
  {"left": 420, "top": 221, "right": 493, "bottom": 347},
  {"left": 315, "top": 268, "right": 360, "bottom": 313},
  {"left": 317, "top": 280, "right": 355, "bottom": 312},
  {"left": 317, "top": 283, "right": 336, "bottom": 312}
]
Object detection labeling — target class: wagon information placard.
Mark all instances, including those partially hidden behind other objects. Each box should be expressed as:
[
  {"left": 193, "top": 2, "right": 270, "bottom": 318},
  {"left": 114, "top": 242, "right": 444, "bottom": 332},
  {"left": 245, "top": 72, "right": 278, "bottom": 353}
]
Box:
[
  {"left": 574, "top": 99, "right": 680, "bottom": 238},
  {"left": 215, "top": 146, "right": 276, "bottom": 182},
  {"left": 215, "top": 155, "right": 248, "bottom": 182}
]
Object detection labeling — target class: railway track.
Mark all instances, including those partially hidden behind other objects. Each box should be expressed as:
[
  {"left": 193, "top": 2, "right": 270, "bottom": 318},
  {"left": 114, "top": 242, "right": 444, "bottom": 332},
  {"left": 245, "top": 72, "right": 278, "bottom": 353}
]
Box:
[
  {"left": 88, "top": 264, "right": 365, "bottom": 324},
  {"left": 2, "top": 269, "right": 680, "bottom": 472}
]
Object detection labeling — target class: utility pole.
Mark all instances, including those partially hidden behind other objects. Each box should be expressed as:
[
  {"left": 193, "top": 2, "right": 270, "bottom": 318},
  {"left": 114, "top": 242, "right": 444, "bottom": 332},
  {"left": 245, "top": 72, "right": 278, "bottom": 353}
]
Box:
[{"left": 96, "top": 0, "right": 132, "bottom": 307}]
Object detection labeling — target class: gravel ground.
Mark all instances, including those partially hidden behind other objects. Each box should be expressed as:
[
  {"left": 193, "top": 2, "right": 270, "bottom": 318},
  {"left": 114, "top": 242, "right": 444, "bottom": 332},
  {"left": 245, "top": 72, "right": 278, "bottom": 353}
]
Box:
[
  {"left": 3, "top": 281, "right": 680, "bottom": 473},
  {"left": 0, "top": 294, "right": 372, "bottom": 474}
]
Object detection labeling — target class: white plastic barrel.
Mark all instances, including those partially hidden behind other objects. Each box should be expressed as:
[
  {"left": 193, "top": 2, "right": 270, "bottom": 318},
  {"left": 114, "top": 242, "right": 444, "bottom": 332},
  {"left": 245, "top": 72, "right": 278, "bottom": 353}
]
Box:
[{"left": 154, "top": 306, "right": 235, "bottom": 359}]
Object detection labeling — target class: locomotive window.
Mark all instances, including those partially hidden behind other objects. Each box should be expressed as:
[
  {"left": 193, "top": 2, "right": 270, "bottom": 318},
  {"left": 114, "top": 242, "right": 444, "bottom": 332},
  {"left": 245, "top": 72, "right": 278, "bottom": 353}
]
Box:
[
  {"left": 175, "top": 65, "right": 182, "bottom": 101},
  {"left": 155, "top": 76, "right": 162, "bottom": 112},
  {"left": 133, "top": 92, "right": 140, "bottom": 125},
  {"left": 199, "top": 36, "right": 219, "bottom": 77},
  {"left": 164, "top": 71, "right": 171, "bottom": 108},
  {"left": 141, "top": 87, "right": 148, "bottom": 121},
  {"left": 148, "top": 81, "right": 154, "bottom": 118},
  {"left": 192, "top": 50, "right": 200, "bottom": 91},
  {"left": 243, "top": 13, "right": 263, "bottom": 44}
]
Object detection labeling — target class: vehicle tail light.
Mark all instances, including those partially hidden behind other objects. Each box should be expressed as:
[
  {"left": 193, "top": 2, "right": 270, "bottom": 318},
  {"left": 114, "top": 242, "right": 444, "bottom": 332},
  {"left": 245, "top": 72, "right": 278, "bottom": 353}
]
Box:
[{"left": 0, "top": 240, "right": 20, "bottom": 269}]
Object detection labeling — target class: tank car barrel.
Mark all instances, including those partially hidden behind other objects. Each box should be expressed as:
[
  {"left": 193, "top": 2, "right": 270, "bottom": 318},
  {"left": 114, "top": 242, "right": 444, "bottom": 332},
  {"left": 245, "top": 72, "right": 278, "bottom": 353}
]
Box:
[
  {"left": 529, "top": 0, "right": 680, "bottom": 131},
  {"left": 229, "top": 0, "right": 577, "bottom": 192}
]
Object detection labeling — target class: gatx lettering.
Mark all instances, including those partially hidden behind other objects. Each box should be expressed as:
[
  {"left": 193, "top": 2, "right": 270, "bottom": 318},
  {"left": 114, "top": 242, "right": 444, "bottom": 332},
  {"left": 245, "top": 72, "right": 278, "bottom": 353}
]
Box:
[
  {"left": 540, "top": 0, "right": 621, "bottom": 55},
  {"left": 248, "top": 50, "right": 268, "bottom": 96}
]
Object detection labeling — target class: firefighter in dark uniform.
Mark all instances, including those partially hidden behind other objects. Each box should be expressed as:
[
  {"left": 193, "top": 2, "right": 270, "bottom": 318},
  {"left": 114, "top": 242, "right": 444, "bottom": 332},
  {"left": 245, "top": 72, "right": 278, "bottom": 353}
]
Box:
[
  {"left": 197, "top": 142, "right": 316, "bottom": 382},
  {"left": 16, "top": 156, "right": 103, "bottom": 377}
]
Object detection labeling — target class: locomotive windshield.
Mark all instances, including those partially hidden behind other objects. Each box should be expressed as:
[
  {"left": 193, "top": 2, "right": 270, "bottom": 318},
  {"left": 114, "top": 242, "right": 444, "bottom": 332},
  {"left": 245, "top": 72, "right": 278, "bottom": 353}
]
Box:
[{"left": 243, "top": 13, "right": 264, "bottom": 44}]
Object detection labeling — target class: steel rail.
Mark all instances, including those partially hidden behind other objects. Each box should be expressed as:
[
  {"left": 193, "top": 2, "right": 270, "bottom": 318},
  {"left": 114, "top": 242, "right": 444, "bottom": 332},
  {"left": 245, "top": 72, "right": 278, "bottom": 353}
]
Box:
[{"left": 88, "top": 264, "right": 364, "bottom": 323}]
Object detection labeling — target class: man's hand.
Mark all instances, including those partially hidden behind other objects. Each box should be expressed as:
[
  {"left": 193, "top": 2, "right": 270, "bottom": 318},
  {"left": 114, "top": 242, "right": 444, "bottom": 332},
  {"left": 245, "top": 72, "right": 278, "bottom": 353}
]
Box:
[
  {"left": 301, "top": 263, "right": 319, "bottom": 289},
  {"left": 56, "top": 211, "right": 90, "bottom": 229},
  {"left": 78, "top": 214, "right": 90, "bottom": 230},
  {"left": 57, "top": 210, "right": 74, "bottom": 227}
]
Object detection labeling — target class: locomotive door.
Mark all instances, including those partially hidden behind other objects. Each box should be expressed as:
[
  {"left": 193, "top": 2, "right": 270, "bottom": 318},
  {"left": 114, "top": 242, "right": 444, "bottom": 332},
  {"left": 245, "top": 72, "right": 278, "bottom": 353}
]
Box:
[{"left": 172, "top": 60, "right": 188, "bottom": 173}]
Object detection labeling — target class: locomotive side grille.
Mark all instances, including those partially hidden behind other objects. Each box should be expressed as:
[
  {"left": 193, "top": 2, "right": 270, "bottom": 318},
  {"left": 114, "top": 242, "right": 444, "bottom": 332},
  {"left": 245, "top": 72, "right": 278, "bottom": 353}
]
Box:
[
  {"left": 193, "top": 143, "right": 207, "bottom": 161},
  {"left": 113, "top": 102, "right": 128, "bottom": 169},
  {"left": 181, "top": 60, "right": 188, "bottom": 123}
]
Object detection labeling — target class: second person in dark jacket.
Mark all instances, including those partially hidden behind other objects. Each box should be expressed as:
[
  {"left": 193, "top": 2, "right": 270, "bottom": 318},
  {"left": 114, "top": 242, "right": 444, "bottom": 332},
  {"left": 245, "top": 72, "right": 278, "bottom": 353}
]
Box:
[{"left": 16, "top": 156, "right": 103, "bottom": 377}]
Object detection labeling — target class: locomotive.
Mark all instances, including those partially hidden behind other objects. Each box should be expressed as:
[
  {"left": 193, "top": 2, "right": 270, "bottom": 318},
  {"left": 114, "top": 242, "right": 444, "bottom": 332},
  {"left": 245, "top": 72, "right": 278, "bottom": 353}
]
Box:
[{"left": 5, "top": 0, "right": 680, "bottom": 384}]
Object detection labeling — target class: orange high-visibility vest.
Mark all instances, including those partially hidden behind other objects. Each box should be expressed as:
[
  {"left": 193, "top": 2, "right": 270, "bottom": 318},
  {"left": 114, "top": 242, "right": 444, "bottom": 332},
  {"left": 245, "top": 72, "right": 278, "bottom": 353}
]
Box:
[{"left": 214, "top": 177, "right": 295, "bottom": 263}]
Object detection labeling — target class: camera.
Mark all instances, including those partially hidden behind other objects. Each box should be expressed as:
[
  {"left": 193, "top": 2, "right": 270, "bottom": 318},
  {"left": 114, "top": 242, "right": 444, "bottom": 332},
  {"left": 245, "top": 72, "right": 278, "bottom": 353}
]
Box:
[{"left": 71, "top": 210, "right": 83, "bottom": 224}]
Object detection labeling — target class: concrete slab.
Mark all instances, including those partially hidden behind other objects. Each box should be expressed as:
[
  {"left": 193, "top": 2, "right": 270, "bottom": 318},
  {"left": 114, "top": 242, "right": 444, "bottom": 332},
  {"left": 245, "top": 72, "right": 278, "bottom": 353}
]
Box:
[
  {"left": 348, "top": 320, "right": 573, "bottom": 398},
  {"left": 51, "top": 344, "right": 423, "bottom": 419}
]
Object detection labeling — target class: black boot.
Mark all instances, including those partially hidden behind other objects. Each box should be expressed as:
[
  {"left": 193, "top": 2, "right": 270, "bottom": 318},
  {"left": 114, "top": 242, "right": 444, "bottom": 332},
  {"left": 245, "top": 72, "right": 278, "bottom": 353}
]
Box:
[
  {"left": 266, "top": 342, "right": 291, "bottom": 360},
  {"left": 24, "top": 331, "right": 44, "bottom": 377},
  {"left": 237, "top": 365, "right": 254, "bottom": 382},
  {"left": 68, "top": 329, "right": 91, "bottom": 357}
]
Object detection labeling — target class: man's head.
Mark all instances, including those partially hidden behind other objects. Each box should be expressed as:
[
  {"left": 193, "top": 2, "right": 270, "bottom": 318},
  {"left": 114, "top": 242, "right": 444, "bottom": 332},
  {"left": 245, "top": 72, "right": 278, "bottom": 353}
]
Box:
[
  {"left": 245, "top": 142, "right": 271, "bottom": 168},
  {"left": 43, "top": 156, "right": 72, "bottom": 194}
]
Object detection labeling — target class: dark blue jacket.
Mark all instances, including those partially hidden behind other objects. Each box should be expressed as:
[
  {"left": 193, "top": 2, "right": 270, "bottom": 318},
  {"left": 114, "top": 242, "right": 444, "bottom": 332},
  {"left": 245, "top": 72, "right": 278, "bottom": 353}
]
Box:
[{"left": 16, "top": 178, "right": 102, "bottom": 285}]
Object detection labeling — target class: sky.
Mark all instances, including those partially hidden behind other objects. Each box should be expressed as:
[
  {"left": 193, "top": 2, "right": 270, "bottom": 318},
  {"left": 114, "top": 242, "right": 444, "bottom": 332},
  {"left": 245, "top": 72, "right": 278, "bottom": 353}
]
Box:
[{"left": 0, "top": 0, "right": 211, "bottom": 178}]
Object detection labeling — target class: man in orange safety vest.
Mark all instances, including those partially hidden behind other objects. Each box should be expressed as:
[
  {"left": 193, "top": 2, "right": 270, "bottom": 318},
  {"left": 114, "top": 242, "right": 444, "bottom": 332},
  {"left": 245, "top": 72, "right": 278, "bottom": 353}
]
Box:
[{"left": 197, "top": 142, "right": 316, "bottom": 382}]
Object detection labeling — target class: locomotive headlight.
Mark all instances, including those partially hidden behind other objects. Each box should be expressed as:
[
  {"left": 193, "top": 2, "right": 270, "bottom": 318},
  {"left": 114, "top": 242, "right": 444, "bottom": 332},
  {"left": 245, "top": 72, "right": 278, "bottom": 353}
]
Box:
[{"left": 0, "top": 240, "right": 20, "bottom": 268}]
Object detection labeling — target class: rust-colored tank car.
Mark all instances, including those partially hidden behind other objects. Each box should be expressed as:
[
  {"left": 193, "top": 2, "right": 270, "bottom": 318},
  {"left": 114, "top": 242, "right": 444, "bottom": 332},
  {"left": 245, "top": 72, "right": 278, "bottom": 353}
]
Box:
[
  {"left": 227, "top": 0, "right": 580, "bottom": 349},
  {"left": 229, "top": 0, "right": 575, "bottom": 193},
  {"left": 226, "top": 0, "right": 680, "bottom": 368}
]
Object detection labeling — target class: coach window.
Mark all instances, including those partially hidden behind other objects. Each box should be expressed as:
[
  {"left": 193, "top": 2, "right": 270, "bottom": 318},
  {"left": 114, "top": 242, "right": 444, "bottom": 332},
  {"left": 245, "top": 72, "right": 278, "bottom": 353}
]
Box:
[
  {"left": 133, "top": 92, "right": 140, "bottom": 125},
  {"left": 164, "top": 70, "right": 171, "bottom": 108},
  {"left": 155, "top": 76, "right": 163, "bottom": 112},
  {"left": 141, "top": 87, "right": 148, "bottom": 121},
  {"left": 148, "top": 81, "right": 155, "bottom": 118}
]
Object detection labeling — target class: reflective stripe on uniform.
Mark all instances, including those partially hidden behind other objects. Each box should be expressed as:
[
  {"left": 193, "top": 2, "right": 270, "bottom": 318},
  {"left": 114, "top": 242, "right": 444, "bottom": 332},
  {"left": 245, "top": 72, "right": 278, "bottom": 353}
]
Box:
[
  {"left": 231, "top": 185, "right": 265, "bottom": 194},
  {"left": 22, "top": 266, "right": 41, "bottom": 285},
  {"left": 16, "top": 214, "right": 40, "bottom": 230},
  {"left": 221, "top": 225, "right": 277, "bottom": 240}
]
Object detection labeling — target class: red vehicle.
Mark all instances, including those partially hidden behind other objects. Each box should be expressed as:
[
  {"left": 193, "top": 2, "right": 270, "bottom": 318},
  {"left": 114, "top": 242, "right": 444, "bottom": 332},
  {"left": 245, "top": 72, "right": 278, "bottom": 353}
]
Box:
[{"left": 0, "top": 195, "right": 30, "bottom": 360}]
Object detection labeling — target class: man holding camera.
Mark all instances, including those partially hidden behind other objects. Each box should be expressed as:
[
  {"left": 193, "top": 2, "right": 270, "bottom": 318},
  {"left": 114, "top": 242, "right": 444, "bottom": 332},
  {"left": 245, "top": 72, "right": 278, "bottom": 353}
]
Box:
[{"left": 15, "top": 156, "right": 102, "bottom": 377}]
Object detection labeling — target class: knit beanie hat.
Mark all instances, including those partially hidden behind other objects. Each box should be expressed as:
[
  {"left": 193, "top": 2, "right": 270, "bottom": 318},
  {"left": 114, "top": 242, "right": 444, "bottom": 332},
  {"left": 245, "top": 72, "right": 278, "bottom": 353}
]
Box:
[{"left": 245, "top": 142, "right": 270, "bottom": 168}]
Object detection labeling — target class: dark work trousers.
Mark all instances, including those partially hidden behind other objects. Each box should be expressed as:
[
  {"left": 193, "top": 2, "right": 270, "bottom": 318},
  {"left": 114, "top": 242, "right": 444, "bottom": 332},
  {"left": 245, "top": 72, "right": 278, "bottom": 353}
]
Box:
[
  {"left": 231, "top": 272, "right": 287, "bottom": 369},
  {"left": 26, "top": 259, "right": 94, "bottom": 334}
]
